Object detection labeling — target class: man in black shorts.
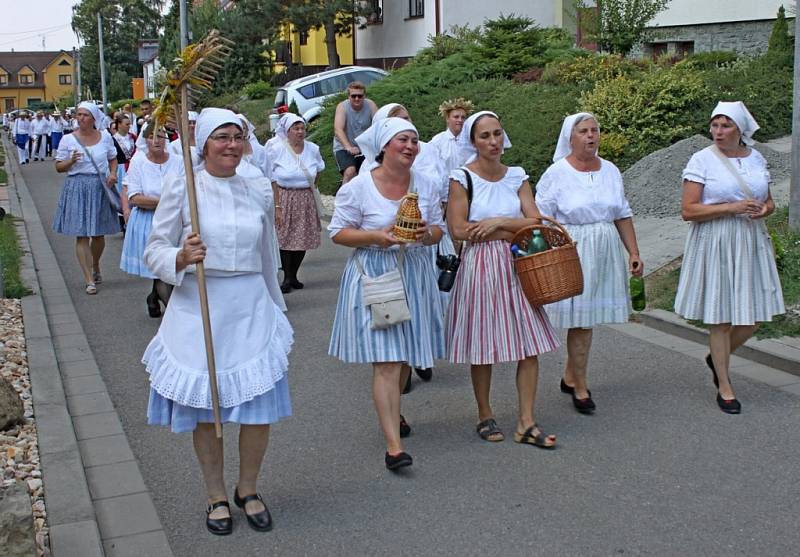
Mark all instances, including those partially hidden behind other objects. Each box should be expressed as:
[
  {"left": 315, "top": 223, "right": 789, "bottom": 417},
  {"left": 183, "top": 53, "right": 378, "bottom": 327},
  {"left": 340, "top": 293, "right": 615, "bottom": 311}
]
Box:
[{"left": 332, "top": 81, "right": 377, "bottom": 185}]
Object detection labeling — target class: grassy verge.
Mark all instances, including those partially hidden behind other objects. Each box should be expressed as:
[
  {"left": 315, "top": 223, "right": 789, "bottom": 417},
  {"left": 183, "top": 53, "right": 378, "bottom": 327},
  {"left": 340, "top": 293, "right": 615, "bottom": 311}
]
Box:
[
  {"left": 645, "top": 208, "right": 800, "bottom": 339},
  {"left": 0, "top": 215, "right": 32, "bottom": 298},
  {"left": 0, "top": 168, "right": 7, "bottom": 183}
]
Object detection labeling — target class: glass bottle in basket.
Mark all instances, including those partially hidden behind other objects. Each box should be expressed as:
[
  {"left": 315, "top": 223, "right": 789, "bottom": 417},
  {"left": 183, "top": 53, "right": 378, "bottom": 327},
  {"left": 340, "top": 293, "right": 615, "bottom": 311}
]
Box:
[
  {"left": 526, "top": 229, "right": 550, "bottom": 255},
  {"left": 393, "top": 192, "right": 422, "bottom": 242}
]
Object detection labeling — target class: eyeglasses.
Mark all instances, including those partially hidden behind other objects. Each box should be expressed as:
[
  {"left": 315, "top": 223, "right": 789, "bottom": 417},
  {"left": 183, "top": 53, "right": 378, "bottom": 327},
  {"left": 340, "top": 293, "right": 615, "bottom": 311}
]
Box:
[
  {"left": 349, "top": 94, "right": 364, "bottom": 99},
  {"left": 208, "top": 134, "right": 245, "bottom": 144}
]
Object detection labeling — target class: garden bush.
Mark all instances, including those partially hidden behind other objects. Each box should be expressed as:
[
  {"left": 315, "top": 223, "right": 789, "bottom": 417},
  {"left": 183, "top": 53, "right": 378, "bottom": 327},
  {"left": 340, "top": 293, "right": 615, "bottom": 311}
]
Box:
[
  {"left": 676, "top": 50, "right": 738, "bottom": 70},
  {"left": 241, "top": 80, "right": 273, "bottom": 100},
  {"left": 541, "top": 53, "right": 647, "bottom": 89}
]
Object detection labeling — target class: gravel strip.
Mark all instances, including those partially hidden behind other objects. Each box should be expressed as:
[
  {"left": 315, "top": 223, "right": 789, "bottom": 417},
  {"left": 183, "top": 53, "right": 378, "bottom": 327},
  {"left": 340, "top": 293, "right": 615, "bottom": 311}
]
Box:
[
  {"left": 1, "top": 298, "right": 50, "bottom": 557},
  {"left": 623, "top": 135, "right": 791, "bottom": 218}
]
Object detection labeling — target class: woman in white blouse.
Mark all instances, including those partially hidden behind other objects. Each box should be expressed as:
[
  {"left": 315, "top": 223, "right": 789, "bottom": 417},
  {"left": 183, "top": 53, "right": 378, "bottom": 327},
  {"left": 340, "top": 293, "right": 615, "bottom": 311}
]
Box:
[
  {"left": 535, "top": 113, "right": 643, "bottom": 414},
  {"left": 53, "top": 102, "right": 121, "bottom": 295},
  {"left": 120, "top": 129, "right": 182, "bottom": 317},
  {"left": 674, "top": 102, "right": 784, "bottom": 414},
  {"left": 143, "top": 108, "right": 290, "bottom": 535},
  {"left": 329, "top": 117, "right": 445, "bottom": 471},
  {"left": 269, "top": 114, "right": 324, "bottom": 293},
  {"left": 447, "top": 111, "right": 560, "bottom": 448}
]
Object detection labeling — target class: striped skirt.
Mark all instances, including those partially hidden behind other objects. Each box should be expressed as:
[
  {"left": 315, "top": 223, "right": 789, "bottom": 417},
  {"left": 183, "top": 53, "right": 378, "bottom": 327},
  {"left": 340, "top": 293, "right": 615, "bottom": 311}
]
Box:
[
  {"left": 674, "top": 216, "right": 784, "bottom": 325},
  {"left": 545, "top": 221, "right": 631, "bottom": 329},
  {"left": 329, "top": 246, "right": 445, "bottom": 368},
  {"left": 276, "top": 186, "right": 321, "bottom": 251},
  {"left": 119, "top": 207, "right": 155, "bottom": 278},
  {"left": 52, "top": 173, "right": 121, "bottom": 237},
  {"left": 447, "top": 240, "right": 560, "bottom": 365}
]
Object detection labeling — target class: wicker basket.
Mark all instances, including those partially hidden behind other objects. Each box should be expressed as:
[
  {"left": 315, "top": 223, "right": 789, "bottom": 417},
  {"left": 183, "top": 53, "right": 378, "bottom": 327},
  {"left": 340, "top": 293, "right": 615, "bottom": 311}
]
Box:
[
  {"left": 511, "top": 216, "right": 584, "bottom": 306},
  {"left": 393, "top": 192, "right": 422, "bottom": 243}
]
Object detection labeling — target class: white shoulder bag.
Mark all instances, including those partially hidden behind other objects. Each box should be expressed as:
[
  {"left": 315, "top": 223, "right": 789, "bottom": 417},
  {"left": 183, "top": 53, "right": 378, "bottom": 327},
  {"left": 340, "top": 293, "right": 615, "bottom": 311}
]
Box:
[{"left": 355, "top": 246, "right": 411, "bottom": 330}]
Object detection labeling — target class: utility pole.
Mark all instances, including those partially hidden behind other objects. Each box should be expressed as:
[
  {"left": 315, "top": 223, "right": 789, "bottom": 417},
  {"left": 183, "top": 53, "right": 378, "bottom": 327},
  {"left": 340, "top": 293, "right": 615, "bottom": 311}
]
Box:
[
  {"left": 791, "top": 11, "right": 800, "bottom": 229},
  {"left": 74, "top": 48, "right": 81, "bottom": 104},
  {"left": 97, "top": 14, "right": 108, "bottom": 114},
  {"left": 179, "top": 0, "right": 190, "bottom": 49}
]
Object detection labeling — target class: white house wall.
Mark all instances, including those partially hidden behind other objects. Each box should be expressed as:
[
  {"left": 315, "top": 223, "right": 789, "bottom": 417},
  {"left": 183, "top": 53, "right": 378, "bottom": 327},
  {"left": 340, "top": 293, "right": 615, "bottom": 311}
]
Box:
[
  {"left": 356, "top": 0, "right": 436, "bottom": 61},
  {"left": 649, "top": 0, "right": 787, "bottom": 27},
  {"left": 440, "top": 0, "right": 560, "bottom": 31}
]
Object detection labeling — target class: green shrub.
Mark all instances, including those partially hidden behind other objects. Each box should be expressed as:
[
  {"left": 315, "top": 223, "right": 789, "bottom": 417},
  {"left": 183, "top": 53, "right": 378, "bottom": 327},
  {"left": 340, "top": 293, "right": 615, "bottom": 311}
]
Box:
[
  {"left": 0, "top": 215, "right": 31, "bottom": 298},
  {"left": 241, "top": 80, "right": 273, "bottom": 100},
  {"left": 676, "top": 50, "right": 738, "bottom": 70},
  {"left": 414, "top": 24, "right": 482, "bottom": 65},
  {"left": 541, "top": 53, "right": 647, "bottom": 88},
  {"left": 110, "top": 98, "right": 142, "bottom": 111},
  {"left": 580, "top": 66, "right": 709, "bottom": 168}
]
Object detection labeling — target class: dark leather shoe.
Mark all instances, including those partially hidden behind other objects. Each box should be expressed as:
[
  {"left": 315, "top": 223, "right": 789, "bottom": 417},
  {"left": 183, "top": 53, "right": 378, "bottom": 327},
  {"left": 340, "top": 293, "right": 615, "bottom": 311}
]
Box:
[
  {"left": 280, "top": 281, "right": 292, "bottom": 294},
  {"left": 572, "top": 391, "right": 596, "bottom": 414},
  {"left": 146, "top": 292, "right": 161, "bottom": 318},
  {"left": 206, "top": 500, "right": 233, "bottom": 536},
  {"left": 385, "top": 451, "right": 413, "bottom": 471},
  {"left": 716, "top": 393, "right": 741, "bottom": 414},
  {"left": 706, "top": 354, "right": 719, "bottom": 388},
  {"left": 289, "top": 278, "right": 304, "bottom": 289},
  {"left": 402, "top": 373, "right": 412, "bottom": 394},
  {"left": 415, "top": 367, "right": 433, "bottom": 381},
  {"left": 399, "top": 414, "right": 411, "bottom": 438},
  {"left": 234, "top": 489, "right": 273, "bottom": 532},
  {"left": 560, "top": 378, "right": 575, "bottom": 395}
]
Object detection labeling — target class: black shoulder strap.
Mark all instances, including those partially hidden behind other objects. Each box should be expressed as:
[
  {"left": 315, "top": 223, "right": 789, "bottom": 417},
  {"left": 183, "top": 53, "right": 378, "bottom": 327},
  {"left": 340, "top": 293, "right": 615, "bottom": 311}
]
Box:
[{"left": 460, "top": 168, "right": 472, "bottom": 219}]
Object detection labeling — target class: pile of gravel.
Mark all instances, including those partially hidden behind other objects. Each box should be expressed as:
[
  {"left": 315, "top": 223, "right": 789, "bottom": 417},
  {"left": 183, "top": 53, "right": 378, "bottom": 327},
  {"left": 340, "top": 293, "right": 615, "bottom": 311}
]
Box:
[{"left": 622, "top": 135, "right": 791, "bottom": 218}]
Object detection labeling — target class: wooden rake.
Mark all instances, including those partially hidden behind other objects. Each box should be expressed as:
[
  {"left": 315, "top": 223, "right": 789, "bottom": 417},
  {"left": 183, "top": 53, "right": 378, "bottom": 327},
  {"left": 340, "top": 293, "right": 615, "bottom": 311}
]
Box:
[{"left": 152, "top": 30, "right": 235, "bottom": 438}]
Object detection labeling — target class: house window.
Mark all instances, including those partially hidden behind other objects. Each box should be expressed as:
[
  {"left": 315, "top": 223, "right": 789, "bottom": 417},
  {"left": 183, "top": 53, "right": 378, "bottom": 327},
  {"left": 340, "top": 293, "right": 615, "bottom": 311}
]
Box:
[
  {"left": 676, "top": 41, "right": 694, "bottom": 57},
  {"left": 20, "top": 74, "right": 34, "bottom": 85},
  {"left": 0, "top": 74, "right": 7, "bottom": 86},
  {"left": 299, "top": 30, "right": 308, "bottom": 46},
  {"left": 58, "top": 59, "right": 71, "bottom": 66},
  {"left": 367, "top": 0, "right": 383, "bottom": 24},
  {"left": 651, "top": 43, "right": 668, "bottom": 59},
  {"left": 59, "top": 74, "right": 72, "bottom": 85},
  {"left": 408, "top": 0, "right": 424, "bottom": 18},
  {"left": 26, "top": 97, "right": 41, "bottom": 106}
]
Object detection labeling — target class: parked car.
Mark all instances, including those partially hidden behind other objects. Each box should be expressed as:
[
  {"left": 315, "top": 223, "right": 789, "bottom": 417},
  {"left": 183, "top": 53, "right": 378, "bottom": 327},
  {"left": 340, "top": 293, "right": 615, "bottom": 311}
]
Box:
[{"left": 273, "top": 66, "right": 388, "bottom": 124}]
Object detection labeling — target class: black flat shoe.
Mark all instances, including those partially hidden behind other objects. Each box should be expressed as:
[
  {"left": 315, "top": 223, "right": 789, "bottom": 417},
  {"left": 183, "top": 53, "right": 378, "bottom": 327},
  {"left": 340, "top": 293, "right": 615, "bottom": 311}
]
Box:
[
  {"left": 289, "top": 278, "right": 304, "bottom": 289},
  {"left": 146, "top": 292, "right": 161, "bottom": 318},
  {"left": 706, "top": 354, "right": 719, "bottom": 388},
  {"left": 560, "top": 378, "right": 575, "bottom": 395},
  {"left": 233, "top": 489, "right": 273, "bottom": 532},
  {"left": 206, "top": 501, "right": 233, "bottom": 536},
  {"left": 280, "top": 281, "right": 292, "bottom": 294},
  {"left": 399, "top": 414, "right": 411, "bottom": 438},
  {"left": 572, "top": 391, "right": 596, "bottom": 414},
  {"left": 716, "top": 393, "right": 741, "bottom": 414},
  {"left": 402, "top": 373, "right": 412, "bottom": 394},
  {"left": 385, "top": 451, "right": 413, "bottom": 471},
  {"left": 415, "top": 367, "right": 433, "bottom": 381}
]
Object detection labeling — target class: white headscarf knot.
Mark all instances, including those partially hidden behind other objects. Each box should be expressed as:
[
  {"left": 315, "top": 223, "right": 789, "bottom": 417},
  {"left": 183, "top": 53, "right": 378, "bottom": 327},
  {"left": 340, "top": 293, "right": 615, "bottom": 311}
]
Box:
[
  {"left": 276, "top": 113, "right": 305, "bottom": 140},
  {"left": 355, "top": 117, "right": 418, "bottom": 165},
  {"left": 710, "top": 101, "right": 759, "bottom": 146},
  {"left": 372, "top": 103, "right": 403, "bottom": 123},
  {"left": 194, "top": 108, "right": 242, "bottom": 154},
  {"left": 553, "top": 112, "right": 599, "bottom": 162}
]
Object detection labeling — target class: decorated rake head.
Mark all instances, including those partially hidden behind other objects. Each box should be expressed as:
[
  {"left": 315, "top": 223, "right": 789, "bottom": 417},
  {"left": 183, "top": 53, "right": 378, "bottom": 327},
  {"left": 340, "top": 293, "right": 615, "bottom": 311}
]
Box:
[{"left": 149, "top": 29, "right": 235, "bottom": 135}]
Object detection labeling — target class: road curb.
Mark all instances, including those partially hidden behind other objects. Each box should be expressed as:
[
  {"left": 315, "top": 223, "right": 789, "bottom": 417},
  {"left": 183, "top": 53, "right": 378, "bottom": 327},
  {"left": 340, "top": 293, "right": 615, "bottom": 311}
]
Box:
[
  {"left": 638, "top": 308, "right": 800, "bottom": 376},
  {"left": 3, "top": 136, "right": 173, "bottom": 556}
]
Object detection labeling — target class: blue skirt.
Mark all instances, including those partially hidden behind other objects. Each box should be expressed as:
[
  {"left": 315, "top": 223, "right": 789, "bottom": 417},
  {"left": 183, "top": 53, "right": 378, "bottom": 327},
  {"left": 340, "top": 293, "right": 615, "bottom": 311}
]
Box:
[
  {"left": 329, "top": 246, "right": 445, "bottom": 368},
  {"left": 147, "top": 375, "right": 292, "bottom": 433},
  {"left": 120, "top": 207, "right": 155, "bottom": 278},
  {"left": 53, "top": 173, "right": 121, "bottom": 237}
]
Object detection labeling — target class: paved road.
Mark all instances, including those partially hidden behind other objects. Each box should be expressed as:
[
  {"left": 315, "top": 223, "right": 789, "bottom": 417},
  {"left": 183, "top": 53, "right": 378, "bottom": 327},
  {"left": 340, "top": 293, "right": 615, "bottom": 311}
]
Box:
[{"left": 22, "top": 160, "right": 800, "bottom": 556}]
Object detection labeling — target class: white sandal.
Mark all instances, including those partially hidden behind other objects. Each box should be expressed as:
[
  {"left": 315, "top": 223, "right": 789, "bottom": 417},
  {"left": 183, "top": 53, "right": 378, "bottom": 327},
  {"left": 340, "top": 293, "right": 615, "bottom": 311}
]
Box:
[{"left": 85, "top": 283, "right": 97, "bottom": 295}]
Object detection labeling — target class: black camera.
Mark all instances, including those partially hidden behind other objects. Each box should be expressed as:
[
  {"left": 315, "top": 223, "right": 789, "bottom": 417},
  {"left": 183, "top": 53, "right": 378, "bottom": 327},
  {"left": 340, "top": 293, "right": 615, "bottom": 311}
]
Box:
[{"left": 436, "top": 254, "right": 460, "bottom": 292}]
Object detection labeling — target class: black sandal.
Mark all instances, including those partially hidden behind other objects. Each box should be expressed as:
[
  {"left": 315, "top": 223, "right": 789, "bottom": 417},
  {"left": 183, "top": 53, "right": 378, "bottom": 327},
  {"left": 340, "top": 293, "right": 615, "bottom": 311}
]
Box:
[
  {"left": 513, "top": 424, "right": 556, "bottom": 449},
  {"left": 233, "top": 488, "right": 273, "bottom": 532},
  {"left": 206, "top": 500, "right": 233, "bottom": 536},
  {"left": 399, "top": 414, "right": 411, "bottom": 438},
  {"left": 476, "top": 418, "right": 505, "bottom": 442}
]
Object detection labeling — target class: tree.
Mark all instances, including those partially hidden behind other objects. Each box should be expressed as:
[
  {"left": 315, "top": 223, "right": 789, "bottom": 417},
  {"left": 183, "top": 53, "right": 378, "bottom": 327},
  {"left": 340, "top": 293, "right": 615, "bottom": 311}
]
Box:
[
  {"left": 769, "top": 6, "right": 793, "bottom": 55},
  {"left": 160, "top": 0, "right": 222, "bottom": 68},
  {"left": 71, "top": 0, "right": 163, "bottom": 100},
  {"left": 576, "top": 0, "right": 671, "bottom": 56},
  {"left": 281, "top": 1, "right": 375, "bottom": 69}
]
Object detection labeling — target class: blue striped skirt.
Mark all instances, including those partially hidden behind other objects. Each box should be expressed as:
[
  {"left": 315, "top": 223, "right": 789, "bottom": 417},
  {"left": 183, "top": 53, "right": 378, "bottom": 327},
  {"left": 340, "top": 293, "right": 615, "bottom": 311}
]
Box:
[
  {"left": 329, "top": 246, "right": 445, "bottom": 368},
  {"left": 147, "top": 376, "right": 292, "bottom": 433},
  {"left": 53, "top": 173, "right": 121, "bottom": 237},
  {"left": 120, "top": 207, "right": 155, "bottom": 278}
]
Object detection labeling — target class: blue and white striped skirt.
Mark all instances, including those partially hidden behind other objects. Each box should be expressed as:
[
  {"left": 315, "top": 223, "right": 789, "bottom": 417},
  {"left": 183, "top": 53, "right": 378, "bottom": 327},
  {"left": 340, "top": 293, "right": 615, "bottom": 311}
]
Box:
[
  {"left": 120, "top": 207, "right": 155, "bottom": 278},
  {"left": 52, "top": 173, "right": 121, "bottom": 237},
  {"left": 329, "top": 246, "right": 446, "bottom": 368},
  {"left": 674, "top": 216, "right": 784, "bottom": 325},
  {"left": 544, "top": 221, "right": 631, "bottom": 329}
]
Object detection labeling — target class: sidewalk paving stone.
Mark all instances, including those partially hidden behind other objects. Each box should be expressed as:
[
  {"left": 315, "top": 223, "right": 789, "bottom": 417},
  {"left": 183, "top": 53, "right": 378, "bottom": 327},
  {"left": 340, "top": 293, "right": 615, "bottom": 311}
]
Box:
[
  {"left": 73, "top": 411, "right": 125, "bottom": 440},
  {"left": 40, "top": 449, "right": 96, "bottom": 526},
  {"left": 67, "top": 391, "right": 116, "bottom": 416},
  {"left": 59, "top": 358, "right": 101, "bottom": 378},
  {"left": 49, "top": 521, "right": 103, "bottom": 557},
  {"left": 33, "top": 403, "right": 79, "bottom": 455},
  {"left": 103, "top": 530, "right": 172, "bottom": 557},
  {"left": 86, "top": 460, "right": 148, "bottom": 500},
  {"left": 63, "top": 374, "right": 108, "bottom": 396},
  {"left": 78, "top": 435, "right": 137, "bottom": 468},
  {"left": 94, "top": 493, "right": 164, "bottom": 539}
]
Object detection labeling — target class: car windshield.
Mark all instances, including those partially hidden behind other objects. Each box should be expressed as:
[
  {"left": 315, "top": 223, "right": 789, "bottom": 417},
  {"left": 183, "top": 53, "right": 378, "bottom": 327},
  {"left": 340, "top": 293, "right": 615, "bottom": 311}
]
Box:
[{"left": 274, "top": 89, "right": 287, "bottom": 107}]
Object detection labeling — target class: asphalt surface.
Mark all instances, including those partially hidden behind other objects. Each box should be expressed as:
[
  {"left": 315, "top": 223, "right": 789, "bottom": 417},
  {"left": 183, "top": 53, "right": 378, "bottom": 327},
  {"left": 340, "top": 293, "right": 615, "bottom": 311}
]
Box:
[{"left": 22, "top": 160, "right": 800, "bottom": 556}]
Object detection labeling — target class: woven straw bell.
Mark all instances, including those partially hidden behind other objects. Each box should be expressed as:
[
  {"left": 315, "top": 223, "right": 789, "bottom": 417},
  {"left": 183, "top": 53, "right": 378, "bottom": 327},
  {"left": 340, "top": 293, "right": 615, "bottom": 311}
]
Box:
[{"left": 393, "top": 192, "right": 422, "bottom": 242}]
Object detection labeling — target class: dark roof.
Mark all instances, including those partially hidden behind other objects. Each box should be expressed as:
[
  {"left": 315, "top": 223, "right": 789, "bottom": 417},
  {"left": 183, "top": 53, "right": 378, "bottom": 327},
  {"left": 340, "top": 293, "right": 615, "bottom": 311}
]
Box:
[{"left": 0, "top": 51, "right": 73, "bottom": 88}]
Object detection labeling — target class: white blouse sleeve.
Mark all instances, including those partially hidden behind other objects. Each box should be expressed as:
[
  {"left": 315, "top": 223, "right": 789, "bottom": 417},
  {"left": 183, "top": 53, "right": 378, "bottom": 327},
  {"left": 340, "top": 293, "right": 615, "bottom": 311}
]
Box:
[
  {"left": 682, "top": 151, "right": 707, "bottom": 184},
  {"left": 327, "top": 179, "right": 363, "bottom": 238},
  {"left": 534, "top": 166, "right": 558, "bottom": 219},
  {"left": 144, "top": 176, "right": 187, "bottom": 286},
  {"left": 611, "top": 164, "right": 633, "bottom": 220},
  {"left": 103, "top": 132, "right": 116, "bottom": 161},
  {"left": 55, "top": 134, "right": 73, "bottom": 161},
  {"left": 122, "top": 156, "right": 143, "bottom": 197},
  {"left": 311, "top": 143, "right": 325, "bottom": 174},
  {"left": 506, "top": 167, "right": 530, "bottom": 191}
]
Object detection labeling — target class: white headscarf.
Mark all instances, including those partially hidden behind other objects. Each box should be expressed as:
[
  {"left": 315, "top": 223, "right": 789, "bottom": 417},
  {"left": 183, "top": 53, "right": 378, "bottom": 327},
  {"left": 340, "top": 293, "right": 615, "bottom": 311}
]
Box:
[
  {"left": 372, "top": 103, "right": 403, "bottom": 123},
  {"left": 457, "top": 110, "right": 511, "bottom": 164},
  {"left": 553, "top": 112, "right": 599, "bottom": 162},
  {"left": 355, "top": 117, "right": 418, "bottom": 165},
  {"left": 275, "top": 113, "right": 305, "bottom": 140},
  {"left": 77, "top": 101, "right": 103, "bottom": 129},
  {"left": 194, "top": 108, "right": 242, "bottom": 154},
  {"left": 710, "top": 101, "right": 759, "bottom": 146},
  {"left": 187, "top": 110, "right": 199, "bottom": 122}
]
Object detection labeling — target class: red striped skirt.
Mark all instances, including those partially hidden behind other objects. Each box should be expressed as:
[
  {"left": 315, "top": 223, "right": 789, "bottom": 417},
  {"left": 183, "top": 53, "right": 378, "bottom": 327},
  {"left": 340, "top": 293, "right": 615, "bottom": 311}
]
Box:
[{"left": 446, "top": 240, "right": 560, "bottom": 365}]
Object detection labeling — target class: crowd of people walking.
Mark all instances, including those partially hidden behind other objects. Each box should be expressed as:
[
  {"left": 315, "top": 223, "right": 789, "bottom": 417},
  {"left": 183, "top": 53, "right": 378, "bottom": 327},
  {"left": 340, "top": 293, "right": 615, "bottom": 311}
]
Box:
[{"left": 8, "top": 80, "right": 784, "bottom": 536}]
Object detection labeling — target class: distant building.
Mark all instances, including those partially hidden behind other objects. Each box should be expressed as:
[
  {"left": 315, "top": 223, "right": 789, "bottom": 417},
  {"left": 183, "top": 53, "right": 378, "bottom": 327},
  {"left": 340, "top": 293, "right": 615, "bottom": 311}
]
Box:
[
  {"left": 273, "top": 22, "right": 354, "bottom": 77},
  {"left": 642, "top": 0, "right": 791, "bottom": 58},
  {"left": 0, "top": 50, "right": 75, "bottom": 111},
  {"left": 138, "top": 40, "right": 161, "bottom": 99}
]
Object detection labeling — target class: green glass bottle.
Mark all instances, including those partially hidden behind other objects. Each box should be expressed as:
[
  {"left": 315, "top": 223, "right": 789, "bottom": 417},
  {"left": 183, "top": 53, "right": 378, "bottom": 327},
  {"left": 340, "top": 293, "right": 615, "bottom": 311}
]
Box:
[
  {"left": 527, "top": 229, "right": 549, "bottom": 255},
  {"left": 630, "top": 276, "right": 646, "bottom": 311}
]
